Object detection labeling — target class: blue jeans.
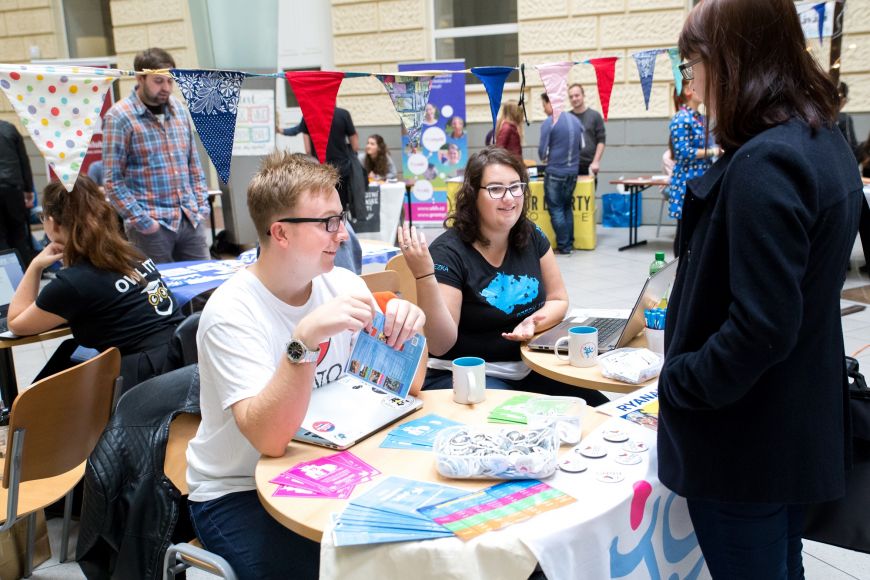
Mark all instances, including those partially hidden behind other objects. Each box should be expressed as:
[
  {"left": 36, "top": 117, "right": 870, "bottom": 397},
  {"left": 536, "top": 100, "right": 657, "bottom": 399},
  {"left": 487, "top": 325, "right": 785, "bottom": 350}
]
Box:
[
  {"left": 544, "top": 173, "right": 577, "bottom": 252},
  {"left": 189, "top": 490, "right": 320, "bottom": 580},
  {"left": 423, "top": 368, "right": 608, "bottom": 406},
  {"left": 687, "top": 499, "right": 805, "bottom": 580}
]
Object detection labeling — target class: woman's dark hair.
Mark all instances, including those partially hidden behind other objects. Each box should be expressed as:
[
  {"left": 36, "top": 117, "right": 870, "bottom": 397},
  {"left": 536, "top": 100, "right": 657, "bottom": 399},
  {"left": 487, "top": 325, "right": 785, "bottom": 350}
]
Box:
[
  {"left": 860, "top": 130, "right": 870, "bottom": 167},
  {"left": 363, "top": 134, "right": 390, "bottom": 178},
  {"left": 679, "top": 0, "right": 838, "bottom": 151},
  {"left": 446, "top": 146, "right": 533, "bottom": 250},
  {"left": 42, "top": 176, "right": 145, "bottom": 278}
]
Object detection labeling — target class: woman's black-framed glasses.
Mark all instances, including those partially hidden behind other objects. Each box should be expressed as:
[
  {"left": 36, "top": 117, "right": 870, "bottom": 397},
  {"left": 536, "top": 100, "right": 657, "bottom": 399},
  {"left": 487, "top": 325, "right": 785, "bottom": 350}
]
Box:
[
  {"left": 267, "top": 211, "right": 347, "bottom": 236},
  {"left": 481, "top": 182, "right": 527, "bottom": 200},
  {"left": 678, "top": 57, "right": 702, "bottom": 81}
]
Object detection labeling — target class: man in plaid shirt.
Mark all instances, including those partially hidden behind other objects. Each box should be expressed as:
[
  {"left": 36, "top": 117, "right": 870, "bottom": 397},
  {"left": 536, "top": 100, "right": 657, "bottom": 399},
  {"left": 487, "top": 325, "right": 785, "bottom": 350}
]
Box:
[{"left": 104, "top": 47, "right": 210, "bottom": 263}]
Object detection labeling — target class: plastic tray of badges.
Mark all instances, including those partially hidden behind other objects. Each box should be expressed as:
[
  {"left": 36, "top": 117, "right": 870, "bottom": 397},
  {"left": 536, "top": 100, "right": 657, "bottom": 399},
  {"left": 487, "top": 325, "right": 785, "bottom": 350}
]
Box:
[{"left": 433, "top": 424, "right": 559, "bottom": 480}]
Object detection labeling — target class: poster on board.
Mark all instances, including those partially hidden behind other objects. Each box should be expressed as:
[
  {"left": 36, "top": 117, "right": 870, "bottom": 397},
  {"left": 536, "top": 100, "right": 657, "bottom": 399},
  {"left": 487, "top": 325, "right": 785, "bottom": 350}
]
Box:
[
  {"left": 233, "top": 89, "right": 275, "bottom": 156},
  {"left": 398, "top": 60, "right": 466, "bottom": 225}
]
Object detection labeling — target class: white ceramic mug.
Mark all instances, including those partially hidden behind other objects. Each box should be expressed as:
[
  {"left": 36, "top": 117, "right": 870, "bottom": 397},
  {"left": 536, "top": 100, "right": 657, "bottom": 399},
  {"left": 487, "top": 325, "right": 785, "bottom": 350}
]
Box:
[
  {"left": 452, "top": 357, "right": 486, "bottom": 404},
  {"left": 554, "top": 326, "right": 598, "bottom": 368}
]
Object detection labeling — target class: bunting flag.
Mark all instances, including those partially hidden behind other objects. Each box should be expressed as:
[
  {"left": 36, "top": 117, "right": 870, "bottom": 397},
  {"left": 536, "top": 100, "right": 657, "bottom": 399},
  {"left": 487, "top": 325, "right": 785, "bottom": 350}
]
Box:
[
  {"left": 285, "top": 71, "right": 345, "bottom": 164},
  {"left": 0, "top": 64, "right": 118, "bottom": 191},
  {"left": 632, "top": 50, "right": 663, "bottom": 111},
  {"left": 588, "top": 57, "right": 618, "bottom": 121},
  {"left": 171, "top": 69, "right": 246, "bottom": 183},
  {"left": 667, "top": 48, "right": 683, "bottom": 98},
  {"left": 535, "top": 62, "right": 574, "bottom": 123},
  {"left": 376, "top": 74, "right": 433, "bottom": 149},
  {"left": 471, "top": 66, "right": 514, "bottom": 136},
  {"left": 813, "top": 2, "right": 826, "bottom": 45}
]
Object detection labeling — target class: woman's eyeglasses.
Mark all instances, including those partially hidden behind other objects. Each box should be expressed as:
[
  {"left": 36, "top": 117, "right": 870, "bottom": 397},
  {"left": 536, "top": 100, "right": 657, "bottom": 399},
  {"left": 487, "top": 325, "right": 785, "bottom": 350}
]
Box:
[
  {"left": 480, "top": 182, "right": 527, "bottom": 200},
  {"left": 678, "top": 57, "right": 702, "bottom": 81},
  {"left": 267, "top": 212, "right": 347, "bottom": 236}
]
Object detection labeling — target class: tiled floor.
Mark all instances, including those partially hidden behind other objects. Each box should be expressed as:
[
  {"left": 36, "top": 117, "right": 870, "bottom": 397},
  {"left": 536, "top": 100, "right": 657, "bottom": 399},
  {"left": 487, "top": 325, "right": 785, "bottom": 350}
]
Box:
[{"left": 19, "top": 224, "right": 870, "bottom": 578}]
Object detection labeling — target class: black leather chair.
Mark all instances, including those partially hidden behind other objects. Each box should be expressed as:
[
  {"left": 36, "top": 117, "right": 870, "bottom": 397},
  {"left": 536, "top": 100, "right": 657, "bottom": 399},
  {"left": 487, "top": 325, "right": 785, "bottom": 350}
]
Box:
[{"left": 165, "top": 312, "right": 202, "bottom": 371}]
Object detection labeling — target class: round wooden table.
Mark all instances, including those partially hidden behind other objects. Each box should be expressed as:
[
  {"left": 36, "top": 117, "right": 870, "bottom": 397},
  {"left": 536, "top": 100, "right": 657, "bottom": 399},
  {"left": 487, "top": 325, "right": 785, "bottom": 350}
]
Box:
[
  {"left": 255, "top": 389, "right": 607, "bottom": 542},
  {"left": 520, "top": 335, "right": 655, "bottom": 394}
]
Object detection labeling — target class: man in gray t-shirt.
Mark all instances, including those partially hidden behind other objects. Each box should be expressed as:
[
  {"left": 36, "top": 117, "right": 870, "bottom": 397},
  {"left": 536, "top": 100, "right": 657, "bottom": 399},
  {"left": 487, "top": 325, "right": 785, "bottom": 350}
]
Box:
[{"left": 568, "top": 83, "right": 606, "bottom": 178}]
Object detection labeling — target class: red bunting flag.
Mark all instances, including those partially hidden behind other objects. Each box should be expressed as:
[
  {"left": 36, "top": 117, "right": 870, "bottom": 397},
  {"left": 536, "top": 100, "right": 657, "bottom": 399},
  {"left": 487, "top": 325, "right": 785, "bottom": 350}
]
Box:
[
  {"left": 284, "top": 71, "right": 345, "bottom": 164},
  {"left": 588, "top": 57, "right": 618, "bottom": 122}
]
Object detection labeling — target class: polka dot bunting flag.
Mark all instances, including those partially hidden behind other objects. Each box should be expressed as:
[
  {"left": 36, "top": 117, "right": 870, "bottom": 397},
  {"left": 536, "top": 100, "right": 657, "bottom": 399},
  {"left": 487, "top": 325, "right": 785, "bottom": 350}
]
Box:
[{"left": 0, "top": 64, "right": 121, "bottom": 191}]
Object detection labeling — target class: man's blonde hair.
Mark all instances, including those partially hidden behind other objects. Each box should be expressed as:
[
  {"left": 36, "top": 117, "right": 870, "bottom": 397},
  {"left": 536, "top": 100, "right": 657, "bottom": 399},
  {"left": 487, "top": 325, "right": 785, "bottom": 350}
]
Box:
[{"left": 247, "top": 151, "right": 339, "bottom": 241}]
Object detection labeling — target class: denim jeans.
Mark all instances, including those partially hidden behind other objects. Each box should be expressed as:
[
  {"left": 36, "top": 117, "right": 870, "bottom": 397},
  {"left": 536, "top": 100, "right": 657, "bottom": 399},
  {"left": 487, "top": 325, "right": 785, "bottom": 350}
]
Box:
[
  {"left": 687, "top": 499, "right": 805, "bottom": 580},
  {"left": 423, "top": 368, "right": 608, "bottom": 406},
  {"left": 544, "top": 173, "right": 577, "bottom": 252},
  {"left": 189, "top": 490, "right": 320, "bottom": 580}
]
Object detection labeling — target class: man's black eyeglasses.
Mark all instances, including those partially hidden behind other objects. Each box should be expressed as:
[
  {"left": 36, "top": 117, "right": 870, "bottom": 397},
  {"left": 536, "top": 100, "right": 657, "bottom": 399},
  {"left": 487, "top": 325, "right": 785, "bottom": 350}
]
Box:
[
  {"left": 267, "top": 212, "right": 347, "bottom": 235},
  {"left": 678, "top": 57, "right": 702, "bottom": 81}
]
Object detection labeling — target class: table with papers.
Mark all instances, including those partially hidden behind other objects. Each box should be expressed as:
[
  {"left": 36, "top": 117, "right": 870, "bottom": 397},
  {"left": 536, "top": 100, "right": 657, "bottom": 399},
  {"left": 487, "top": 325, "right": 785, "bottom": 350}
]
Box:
[{"left": 255, "top": 388, "right": 707, "bottom": 580}]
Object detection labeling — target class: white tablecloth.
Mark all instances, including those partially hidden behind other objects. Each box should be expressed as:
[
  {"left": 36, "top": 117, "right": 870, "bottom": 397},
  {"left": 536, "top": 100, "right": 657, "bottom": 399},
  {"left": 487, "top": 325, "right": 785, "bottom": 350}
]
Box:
[{"left": 319, "top": 417, "right": 709, "bottom": 580}]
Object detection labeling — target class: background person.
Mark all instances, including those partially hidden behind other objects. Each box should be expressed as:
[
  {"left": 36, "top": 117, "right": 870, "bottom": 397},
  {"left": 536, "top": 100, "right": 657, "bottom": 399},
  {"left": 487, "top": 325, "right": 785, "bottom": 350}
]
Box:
[
  {"left": 836, "top": 81, "right": 859, "bottom": 158},
  {"left": 397, "top": 146, "right": 607, "bottom": 405},
  {"left": 186, "top": 152, "right": 425, "bottom": 579},
  {"left": 0, "top": 119, "right": 34, "bottom": 265},
  {"left": 659, "top": 1, "right": 863, "bottom": 576},
  {"left": 299, "top": 107, "right": 362, "bottom": 215},
  {"left": 567, "top": 83, "right": 606, "bottom": 179},
  {"left": 495, "top": 100, "right": 524, "bottom": 161},
  {"left": 422, "top": 102, "right": 439, "bottom": 127},
  {"left": 360, "top": 134, "right": 397, "bottom": 181},
  {"left": 7, "top": 176, "right": 183, "bottom": 389},
  {"left": 448, "top": 115, "right": 466, "bottom": 140},
  {"left": 538, "top": 93, "right": 583, "bottom": 255},
  {"left": 103, "top": 47, "right": 211, "bottom": 264}
]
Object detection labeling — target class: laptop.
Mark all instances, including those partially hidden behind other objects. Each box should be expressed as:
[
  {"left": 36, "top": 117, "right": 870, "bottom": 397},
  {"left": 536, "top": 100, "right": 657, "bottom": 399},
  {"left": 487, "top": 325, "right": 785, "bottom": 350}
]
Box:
[
  {"left": 0, "top": 249, "right": 25, "bottom": 334},
  {"left": 528, "top": 257, "right": 679, "bottom": 354},
  {"left": 294, "top": 375, "right": 424, "bottom": 450}
]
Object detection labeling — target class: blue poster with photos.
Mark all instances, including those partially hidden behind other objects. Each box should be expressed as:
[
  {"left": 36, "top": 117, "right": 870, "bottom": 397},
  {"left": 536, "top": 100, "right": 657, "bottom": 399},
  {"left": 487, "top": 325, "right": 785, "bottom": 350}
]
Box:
[{"left": 398, "top": 60, "right": 467, "bottom": 224}]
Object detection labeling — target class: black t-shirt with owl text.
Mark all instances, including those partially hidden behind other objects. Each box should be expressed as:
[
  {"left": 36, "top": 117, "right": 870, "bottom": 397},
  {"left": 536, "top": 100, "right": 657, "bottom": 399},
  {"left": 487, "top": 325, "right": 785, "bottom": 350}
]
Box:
[{"left": 37, "top": 258, "right": 182, "bottom": 354}]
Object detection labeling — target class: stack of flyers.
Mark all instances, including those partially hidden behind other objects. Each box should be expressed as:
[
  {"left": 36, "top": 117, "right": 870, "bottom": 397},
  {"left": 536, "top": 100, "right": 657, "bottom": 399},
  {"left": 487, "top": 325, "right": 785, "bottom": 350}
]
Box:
[
  {"left": 487, "top": 394, "right": 537, "bottom": 424},
  {"left": 380, "top": 414, "right": 463, "bottom": 450},
  {"left": 332, "top": 476, "right": 467, "bottom": 546},
  {"left": 270, "top": 451, "right": 380, "bottom": 498}
]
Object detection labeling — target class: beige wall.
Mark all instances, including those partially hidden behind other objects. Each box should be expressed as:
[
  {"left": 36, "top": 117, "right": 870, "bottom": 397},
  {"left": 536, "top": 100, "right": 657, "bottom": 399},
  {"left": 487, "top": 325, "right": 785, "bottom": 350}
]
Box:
[{"left": 331, "top": 0, "right": 870, "bottom": 127}]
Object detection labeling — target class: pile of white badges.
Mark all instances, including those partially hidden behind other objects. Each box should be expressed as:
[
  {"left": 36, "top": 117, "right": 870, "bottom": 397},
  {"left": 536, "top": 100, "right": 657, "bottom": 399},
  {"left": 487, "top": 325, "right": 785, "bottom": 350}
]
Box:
[
  {"left": 433, "top": 425, "right": 558, "bottom": 479},
  {"left": 598, "top": 348, "right": 663, "bottom": 384}
]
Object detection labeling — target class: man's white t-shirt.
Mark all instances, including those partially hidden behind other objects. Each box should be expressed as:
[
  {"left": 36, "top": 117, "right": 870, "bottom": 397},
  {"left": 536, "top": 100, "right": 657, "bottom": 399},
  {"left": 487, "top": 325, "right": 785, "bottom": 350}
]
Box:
[{"left": 186, "top": 266, "right": 370, "bottom": 502}]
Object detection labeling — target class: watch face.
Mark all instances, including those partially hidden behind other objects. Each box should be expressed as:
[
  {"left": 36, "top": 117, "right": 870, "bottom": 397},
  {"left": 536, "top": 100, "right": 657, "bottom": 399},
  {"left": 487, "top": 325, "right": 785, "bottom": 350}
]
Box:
[{"left": 287, "top": 340, "right": 305, "bottom": 361}]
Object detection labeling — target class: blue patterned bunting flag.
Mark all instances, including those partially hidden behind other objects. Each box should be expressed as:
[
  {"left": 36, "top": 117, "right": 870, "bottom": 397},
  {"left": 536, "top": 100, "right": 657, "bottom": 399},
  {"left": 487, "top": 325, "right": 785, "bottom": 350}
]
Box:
[
  {"left": 171, "top": 69, "right": 246, "bottom": 183},
  {"left": 632, "top": 49, "right": 663, "bottom": 110}
]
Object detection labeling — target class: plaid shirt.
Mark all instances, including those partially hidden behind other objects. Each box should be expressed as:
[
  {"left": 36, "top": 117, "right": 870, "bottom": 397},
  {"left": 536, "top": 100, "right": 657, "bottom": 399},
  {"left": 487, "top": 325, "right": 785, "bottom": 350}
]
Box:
[{"left": 103, "top": 89, "right": 209, "bottom": 233}]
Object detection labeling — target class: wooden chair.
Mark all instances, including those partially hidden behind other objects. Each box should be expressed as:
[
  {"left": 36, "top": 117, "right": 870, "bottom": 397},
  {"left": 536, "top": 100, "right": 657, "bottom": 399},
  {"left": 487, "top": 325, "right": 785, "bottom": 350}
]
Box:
[
  {"left": 385, "top": 254, "right": 418, "bottom": 304},
  {"left": 361, "top": 269, "right": 401, "bottom": 294},
  {"left": 162, "top": 413, "right": 238, "bottom": 580},
  {"left": 0, "top": 347, "right": 121, "bottom": 577}
]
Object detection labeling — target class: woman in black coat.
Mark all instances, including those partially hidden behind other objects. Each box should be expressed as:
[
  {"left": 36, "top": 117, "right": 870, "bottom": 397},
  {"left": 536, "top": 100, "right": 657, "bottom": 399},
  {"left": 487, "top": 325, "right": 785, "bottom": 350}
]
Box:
[{"left": 660, "top": 1, "right": 864, "bottom": 577}]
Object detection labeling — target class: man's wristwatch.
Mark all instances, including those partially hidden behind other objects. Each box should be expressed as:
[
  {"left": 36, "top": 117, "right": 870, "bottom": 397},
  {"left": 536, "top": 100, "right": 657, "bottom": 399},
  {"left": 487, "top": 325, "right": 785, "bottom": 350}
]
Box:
[{"left": 285, "top": 337, "right": 320, "bottom": 364}]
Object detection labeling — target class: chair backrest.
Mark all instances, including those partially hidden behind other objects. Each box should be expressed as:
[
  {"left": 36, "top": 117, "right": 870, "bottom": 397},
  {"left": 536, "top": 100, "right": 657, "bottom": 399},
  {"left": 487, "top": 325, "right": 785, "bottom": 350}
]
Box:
[
  {"left": 164, "top": 412, "right": 201, "bottom": 496},
  {"left": 4, "top": 347, "right": 120, "bottom": 488},
  {"left": 385, "top": 254, "right": 418, "bottom": 304},
  {"left": 172, "top": 312, "right": 203, "bottom": 368},
  {"left": 361, "top": 270, "right": 401, "bottom": 294}
]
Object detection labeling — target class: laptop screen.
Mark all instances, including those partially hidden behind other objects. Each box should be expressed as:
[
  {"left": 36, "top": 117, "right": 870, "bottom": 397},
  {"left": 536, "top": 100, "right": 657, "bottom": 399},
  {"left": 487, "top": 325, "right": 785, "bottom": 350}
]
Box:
[{"left": 0, "top": 250, "right": 24, "bottom": 308}]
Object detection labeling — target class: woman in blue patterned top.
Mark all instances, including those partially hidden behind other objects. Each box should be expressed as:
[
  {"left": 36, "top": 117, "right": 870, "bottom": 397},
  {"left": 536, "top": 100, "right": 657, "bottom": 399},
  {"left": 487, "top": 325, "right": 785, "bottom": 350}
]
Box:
[{"left": 667, "top": 85, "right": 721, "bottom": 224}]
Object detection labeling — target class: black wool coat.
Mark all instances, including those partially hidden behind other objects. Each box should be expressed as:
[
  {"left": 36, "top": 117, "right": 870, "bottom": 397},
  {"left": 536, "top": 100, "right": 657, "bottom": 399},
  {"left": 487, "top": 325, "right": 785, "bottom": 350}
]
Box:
[{"left": 658, "top": 119, "right": 863, "bottom": 504}]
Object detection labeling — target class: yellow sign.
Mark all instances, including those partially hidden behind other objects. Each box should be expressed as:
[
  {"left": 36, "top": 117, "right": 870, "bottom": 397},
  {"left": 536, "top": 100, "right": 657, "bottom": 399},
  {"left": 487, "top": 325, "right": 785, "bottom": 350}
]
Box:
[{"left": 446, "top": 178, "right": 596, "bottom": 250}]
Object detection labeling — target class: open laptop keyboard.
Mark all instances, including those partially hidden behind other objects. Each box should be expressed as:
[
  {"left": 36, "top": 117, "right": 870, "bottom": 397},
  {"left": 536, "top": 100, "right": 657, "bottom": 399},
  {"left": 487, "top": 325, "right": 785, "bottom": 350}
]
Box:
[
  {"left": 583, "top": 317, "right": 624, "bottom": 347},
  {"left": 0, "top": 318, "right": 7, "bottom": 333}
]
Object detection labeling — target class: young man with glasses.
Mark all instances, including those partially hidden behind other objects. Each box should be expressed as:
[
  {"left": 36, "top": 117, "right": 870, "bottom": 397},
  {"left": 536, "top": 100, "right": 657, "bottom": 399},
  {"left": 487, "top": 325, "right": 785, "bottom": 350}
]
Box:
[{"left": 186, "top": 151, "right": 426, "bottom": 579}]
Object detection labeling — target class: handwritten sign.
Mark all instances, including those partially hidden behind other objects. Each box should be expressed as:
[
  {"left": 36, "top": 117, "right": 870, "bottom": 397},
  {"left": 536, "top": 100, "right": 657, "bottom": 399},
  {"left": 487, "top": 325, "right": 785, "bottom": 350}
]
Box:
[{"left": 233, "top": 89, "right": 275, "bottom": 156}]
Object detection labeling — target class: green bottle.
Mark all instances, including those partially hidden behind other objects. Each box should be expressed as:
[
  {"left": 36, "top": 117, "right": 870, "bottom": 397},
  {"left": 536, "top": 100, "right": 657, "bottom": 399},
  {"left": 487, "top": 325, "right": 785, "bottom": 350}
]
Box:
[{"left": 649, "top": 251, "right": 667, "bottom": 276}]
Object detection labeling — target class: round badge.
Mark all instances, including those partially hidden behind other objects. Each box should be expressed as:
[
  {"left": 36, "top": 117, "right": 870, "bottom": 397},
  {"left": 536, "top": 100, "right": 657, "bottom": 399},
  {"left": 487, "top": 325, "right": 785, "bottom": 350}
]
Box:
[
  {"left": 558, "top": 456, "right": 588, "bottom": 473},
  {"left": 575, "top": 445, "right": 607, "bottom": 459},
  {"left": 312, "top": 421, "right": 335, "bottom": 433},
  {"left": 596, "top": 470, "right": 625, "bottom": 483},
  {"left": 623, "top": 440, "right": 649, "bottom": 453},
  {"left": 614, "top": 451, "right": 642, "bottom": 465},
  {"left": 602, "top": 428, "right": 629, "bottom": 443}
]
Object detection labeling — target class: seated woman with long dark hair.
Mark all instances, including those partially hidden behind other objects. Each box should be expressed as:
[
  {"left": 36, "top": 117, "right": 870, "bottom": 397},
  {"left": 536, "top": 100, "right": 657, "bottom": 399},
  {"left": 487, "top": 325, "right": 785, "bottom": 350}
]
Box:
[{"left": 7, "top": 175, "right": 183, "bottom": 389}]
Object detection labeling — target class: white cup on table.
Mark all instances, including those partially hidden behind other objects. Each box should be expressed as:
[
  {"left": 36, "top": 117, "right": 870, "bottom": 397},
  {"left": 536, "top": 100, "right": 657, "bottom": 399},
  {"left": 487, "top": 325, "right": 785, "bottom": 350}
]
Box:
[
  {"left": 451, "top": 357, "right": 486, "bottom": 404},
  {"left": 554, "top": 326, "right": 598, "bottom": 368},
  {"left": 645, "top": 328, "right": 665, "bottom": 355}
]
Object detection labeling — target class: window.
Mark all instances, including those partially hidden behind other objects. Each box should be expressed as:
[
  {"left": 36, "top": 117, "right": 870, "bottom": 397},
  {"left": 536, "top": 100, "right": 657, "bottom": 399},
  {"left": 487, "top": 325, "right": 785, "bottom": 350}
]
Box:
[{"left": 431, "top": 0, "right": 519, "bottom": 84}]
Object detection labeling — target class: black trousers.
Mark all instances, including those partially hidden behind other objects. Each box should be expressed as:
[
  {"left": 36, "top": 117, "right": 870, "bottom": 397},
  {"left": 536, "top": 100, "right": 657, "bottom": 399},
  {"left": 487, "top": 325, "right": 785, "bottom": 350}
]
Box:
[{"left": 0, "top": 187, "right": 31, "bottom": 265}]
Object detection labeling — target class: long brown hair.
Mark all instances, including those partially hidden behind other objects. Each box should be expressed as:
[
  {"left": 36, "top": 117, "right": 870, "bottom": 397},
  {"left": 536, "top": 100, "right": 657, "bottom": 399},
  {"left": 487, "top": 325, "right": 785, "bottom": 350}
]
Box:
[
  {"left": 362, "top": 134, "right": 390, "bottom": 179},
  {"left": 446, "top": 146, "right": 533, "bottom": 250},
  {"left": 495, "top": 101, "right": 525, "bottom": 143},
  {"left": 42, "top": 176, "right": 146, "bottom": 278},
  {"left": 679, "top": 0, "right": 838, "bottom": 151}
]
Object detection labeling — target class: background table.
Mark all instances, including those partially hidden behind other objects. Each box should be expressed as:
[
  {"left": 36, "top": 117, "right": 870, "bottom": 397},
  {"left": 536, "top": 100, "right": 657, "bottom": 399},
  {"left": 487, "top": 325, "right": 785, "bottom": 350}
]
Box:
[
  {"left": 0, "top": 327, "right": 71, "bottom": 412},
  {"left": 609, "top": 177, "right": 670, "bottom": 251}
]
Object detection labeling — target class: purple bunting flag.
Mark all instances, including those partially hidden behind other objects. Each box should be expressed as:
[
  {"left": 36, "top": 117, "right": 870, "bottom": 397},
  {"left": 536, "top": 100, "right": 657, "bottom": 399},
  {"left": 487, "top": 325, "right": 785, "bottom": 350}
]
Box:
[{"left": 171, "top": 69, "right": 247, "bottom": 183}]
